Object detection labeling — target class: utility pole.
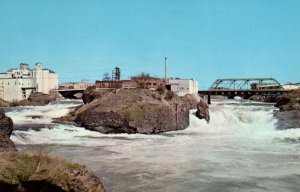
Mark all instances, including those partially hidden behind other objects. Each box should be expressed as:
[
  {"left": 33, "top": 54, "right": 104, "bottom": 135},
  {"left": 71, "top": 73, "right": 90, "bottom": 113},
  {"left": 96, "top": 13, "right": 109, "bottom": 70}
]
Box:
[{"left": 164, "top": 57, "right": 167, "bottom": 81}]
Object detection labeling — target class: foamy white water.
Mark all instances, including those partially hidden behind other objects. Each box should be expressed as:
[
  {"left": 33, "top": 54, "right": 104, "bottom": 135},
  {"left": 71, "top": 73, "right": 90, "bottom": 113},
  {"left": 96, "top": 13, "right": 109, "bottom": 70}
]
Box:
[{"left": 7, "top": 100, "right": 300, "bottom": 192}]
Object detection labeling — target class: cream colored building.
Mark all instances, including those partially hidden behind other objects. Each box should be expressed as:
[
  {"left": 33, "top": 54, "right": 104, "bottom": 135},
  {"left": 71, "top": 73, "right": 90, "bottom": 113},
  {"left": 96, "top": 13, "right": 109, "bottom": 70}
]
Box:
[
  {"left": 0, "top": 63, "right": 58, "bottom": 102},
  {"left": 166, "top": 78, "right": 198, "bottom": 96},
  {"left": 282, "top": 83, "right": 300, "bottom": 90}
]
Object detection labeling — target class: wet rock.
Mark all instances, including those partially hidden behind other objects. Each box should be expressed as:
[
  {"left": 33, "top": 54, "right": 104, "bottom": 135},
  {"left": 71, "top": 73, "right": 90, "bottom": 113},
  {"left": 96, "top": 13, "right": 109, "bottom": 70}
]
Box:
[
  {"left": 0, "top": 108, "right": 16, "bottom": 152},
  {"left": 196, "top": 99, "right": 210, "bottom": 122},
  {"left": 274, "top": 110, "right": 300, "bottom": 129}
]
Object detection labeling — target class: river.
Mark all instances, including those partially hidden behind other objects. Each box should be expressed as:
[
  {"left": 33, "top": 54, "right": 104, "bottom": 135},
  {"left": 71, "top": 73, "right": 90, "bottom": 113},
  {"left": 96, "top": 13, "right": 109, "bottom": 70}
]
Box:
[{"left": 5, "top": 99, "right": 300, "bottom": 192}]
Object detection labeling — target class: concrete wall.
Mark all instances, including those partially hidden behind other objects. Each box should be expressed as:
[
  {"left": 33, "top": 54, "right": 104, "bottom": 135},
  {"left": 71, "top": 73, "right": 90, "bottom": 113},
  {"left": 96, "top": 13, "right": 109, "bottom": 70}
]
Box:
[{"left": 0, "top": 78, "right": 34, "bottom": 101}]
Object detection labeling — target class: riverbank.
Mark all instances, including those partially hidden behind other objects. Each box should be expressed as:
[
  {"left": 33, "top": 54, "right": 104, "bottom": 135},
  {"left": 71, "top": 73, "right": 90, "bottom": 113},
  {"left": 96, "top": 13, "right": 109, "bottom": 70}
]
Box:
[
  {"left": 0, "top": 107, "right": 106, "bottom": 192},
  {"left": 0, "top": 151, "right": 106, "bottom": 192}
]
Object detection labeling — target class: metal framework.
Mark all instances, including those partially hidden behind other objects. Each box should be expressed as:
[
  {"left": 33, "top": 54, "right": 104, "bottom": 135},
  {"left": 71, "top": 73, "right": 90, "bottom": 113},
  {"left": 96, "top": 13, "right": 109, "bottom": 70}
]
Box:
[
  {"left": 208, "top": 78, "right": 284, "bottom": 91},
  {"left": 112, "top": 67, "right": 121, "bottom": 81}
]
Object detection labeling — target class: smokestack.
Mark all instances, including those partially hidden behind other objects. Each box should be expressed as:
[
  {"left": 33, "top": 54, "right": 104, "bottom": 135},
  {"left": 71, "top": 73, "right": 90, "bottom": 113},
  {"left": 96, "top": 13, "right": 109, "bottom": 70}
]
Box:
[{"left": 164, "top": 57, "right": 167, "bottom": 80}]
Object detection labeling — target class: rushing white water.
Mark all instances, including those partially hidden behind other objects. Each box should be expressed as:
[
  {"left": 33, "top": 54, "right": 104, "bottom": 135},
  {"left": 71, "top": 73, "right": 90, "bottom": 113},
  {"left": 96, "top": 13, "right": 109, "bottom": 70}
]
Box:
[{"left": 7, "top": 100, "right": 300, "bottom": 192}]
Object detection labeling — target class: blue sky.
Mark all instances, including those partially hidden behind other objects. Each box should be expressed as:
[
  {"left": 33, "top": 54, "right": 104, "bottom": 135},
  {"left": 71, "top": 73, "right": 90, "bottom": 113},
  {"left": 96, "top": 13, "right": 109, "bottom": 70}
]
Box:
[{"left": 0, "top": 0, "right": 299, "bottom": 88}]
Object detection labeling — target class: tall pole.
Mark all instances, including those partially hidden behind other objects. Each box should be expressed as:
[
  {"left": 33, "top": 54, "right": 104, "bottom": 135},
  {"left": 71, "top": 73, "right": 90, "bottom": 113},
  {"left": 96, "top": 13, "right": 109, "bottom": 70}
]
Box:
[{"left": 164, "top": 57, "right": 167, "bottom": 80}]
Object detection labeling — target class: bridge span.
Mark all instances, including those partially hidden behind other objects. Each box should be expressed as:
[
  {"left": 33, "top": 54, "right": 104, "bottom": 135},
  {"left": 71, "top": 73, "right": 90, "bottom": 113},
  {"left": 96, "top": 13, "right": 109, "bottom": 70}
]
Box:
[
  {"left": 198, "top": 78, "right": 287, "bottom": 102},
  {"left": 57, "top": 88, "right": 85, "bottom": 99}
]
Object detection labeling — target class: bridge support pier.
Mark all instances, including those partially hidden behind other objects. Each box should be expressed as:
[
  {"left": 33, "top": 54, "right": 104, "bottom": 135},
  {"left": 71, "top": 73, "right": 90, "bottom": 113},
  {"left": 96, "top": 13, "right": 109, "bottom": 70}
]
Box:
[{"left": 207, "top": 93, "right": 211, "bottom": 105}]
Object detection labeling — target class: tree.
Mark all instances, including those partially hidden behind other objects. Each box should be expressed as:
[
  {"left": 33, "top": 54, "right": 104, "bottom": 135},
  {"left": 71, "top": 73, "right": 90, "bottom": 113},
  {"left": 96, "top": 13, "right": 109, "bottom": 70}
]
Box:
[
  {"left": 138, "top": 72, "right": 150, "bottom": 78},
  {"left": 102, "top": 72, "right": 111, "bottom": 81}
]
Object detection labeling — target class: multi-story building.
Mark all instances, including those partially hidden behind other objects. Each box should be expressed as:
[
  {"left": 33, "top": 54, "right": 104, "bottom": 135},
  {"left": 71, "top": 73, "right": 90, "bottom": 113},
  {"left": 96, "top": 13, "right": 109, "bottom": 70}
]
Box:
[
  {"left": 0, "top": 63, "right": 58, "bottom": 102},
  {"left": 165, "top": 78, "right": 198, "bottom": 96}
]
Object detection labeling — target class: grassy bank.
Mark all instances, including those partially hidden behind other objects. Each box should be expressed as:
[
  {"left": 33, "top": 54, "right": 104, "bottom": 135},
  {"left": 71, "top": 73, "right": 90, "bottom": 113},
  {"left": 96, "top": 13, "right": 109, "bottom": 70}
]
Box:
[{"left": 0, "top": 151, "right": 105, "bottom": 192}]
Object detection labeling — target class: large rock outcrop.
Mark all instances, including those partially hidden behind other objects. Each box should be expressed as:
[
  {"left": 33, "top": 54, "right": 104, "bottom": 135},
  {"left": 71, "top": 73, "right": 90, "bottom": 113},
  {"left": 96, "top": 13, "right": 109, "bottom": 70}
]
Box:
[
  {"left": 274, "top": 90, "right": 300, "bottom": 129},
  {"left": 0, "top": 99, "right": 9, "bottom": 107},
  {"left": 8, "top": 92, "right": 56, "bottom": 107},
  {"left": 0, "top": 108, "right": 15, "bottom": 152},
  {"left": 58, "top": 89, "right": 209, "bottom": 134}
]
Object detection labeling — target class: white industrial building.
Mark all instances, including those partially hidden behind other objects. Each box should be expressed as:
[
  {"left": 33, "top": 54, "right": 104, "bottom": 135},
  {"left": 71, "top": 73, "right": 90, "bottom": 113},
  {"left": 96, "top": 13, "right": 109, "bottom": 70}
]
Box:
[
  {"left": 282, "top": 83, "right": 300, "bottom": 90},
  {"left": 165, "top": 78, "right": 198, "bottom": 96},
  {"left": 0, "top": 63, "right": 58, "bottom": 102}
]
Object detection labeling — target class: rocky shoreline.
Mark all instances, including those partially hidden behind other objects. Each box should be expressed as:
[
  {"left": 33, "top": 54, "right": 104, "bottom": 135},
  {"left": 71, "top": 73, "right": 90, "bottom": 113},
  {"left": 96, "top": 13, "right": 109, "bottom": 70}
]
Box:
[
  {"left": 57, "top": 88, "right": 210, "bottom": 134},
  {"left": 0, "top": 107, "right": 106, "bottom": 192}
]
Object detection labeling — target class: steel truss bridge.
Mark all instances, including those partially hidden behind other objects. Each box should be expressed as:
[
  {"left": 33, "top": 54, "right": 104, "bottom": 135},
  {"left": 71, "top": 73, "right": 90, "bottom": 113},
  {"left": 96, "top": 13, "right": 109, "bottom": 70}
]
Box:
[{"left": 198, "top": 78, "right": 287, "bottom": 100}]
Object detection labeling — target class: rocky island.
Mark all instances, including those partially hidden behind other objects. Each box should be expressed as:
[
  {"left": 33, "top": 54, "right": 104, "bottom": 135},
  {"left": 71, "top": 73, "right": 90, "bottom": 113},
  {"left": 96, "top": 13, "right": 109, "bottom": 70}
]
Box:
[
  {"left": 0, "top": 108, "right": 106, "bottom": 192},
  {"left": 57, "top": 88, "right": 210, "bottom": 134}
]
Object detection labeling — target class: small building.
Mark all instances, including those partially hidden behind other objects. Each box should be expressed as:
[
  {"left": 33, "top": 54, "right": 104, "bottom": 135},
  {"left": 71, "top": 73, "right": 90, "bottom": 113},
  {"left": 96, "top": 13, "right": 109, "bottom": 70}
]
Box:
[
  {"left": 282, "top": 83, "right": 300, "bottom": 90},
  {"left": 59, "top": 82, "right": 92, "bottom": 90},
  {"left": 165, "top": 78, "right": 198, "bottom": 96},
  {"left": 0, "top": 63, "right": 58, "bottom": 102}
]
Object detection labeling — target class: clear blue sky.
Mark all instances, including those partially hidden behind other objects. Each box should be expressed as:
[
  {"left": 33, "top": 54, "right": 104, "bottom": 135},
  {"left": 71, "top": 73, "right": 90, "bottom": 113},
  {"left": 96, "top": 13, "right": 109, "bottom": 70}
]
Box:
[{"left": 0, "top": 0, "right": 299, "bottom": 88}]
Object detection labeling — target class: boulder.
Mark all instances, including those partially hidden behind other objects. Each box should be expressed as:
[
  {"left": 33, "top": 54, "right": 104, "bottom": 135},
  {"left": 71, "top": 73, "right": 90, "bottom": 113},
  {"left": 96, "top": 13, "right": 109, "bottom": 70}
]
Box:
[
  {"left": 7, "top": 92, "right": 56, "bottom": 107},
  {"left": 60, "top": 89, "right": 209, "bottom": 134},
  {"left": 196, "top": 99, "right": 210, "bottom": 122},
  {"left": 0, "top": 108, "right": 16, "bottom": 152},
  {"left": 27, "top": 92, "right": 56, "bottom": 106}
]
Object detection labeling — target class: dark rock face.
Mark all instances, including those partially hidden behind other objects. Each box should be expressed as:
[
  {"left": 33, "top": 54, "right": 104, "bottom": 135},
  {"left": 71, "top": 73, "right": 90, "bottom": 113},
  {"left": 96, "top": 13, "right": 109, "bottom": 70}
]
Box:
[
  {"left": 76, "top": 110, "right": 132, "bottom": 134},
  {"left": 275, "top": 110, "right": 300, "bottom": 129},
  {"left": 275, "top": 96, "right": 291, "bottom": 109},
  {"left": 274, "top": 91, "right": 300, "bottom": 129},
  {"left": 0, "top": 108, "right": 16, "bottom": 151},
  {"left": 62, "top": 89, "right": 209, "bottom": 134},
  {"left": 196, "top": 99, "right": 210, "bottom": 122},
  {"left": 27, "top": 92, "right": 56, "bottom": 106}
]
